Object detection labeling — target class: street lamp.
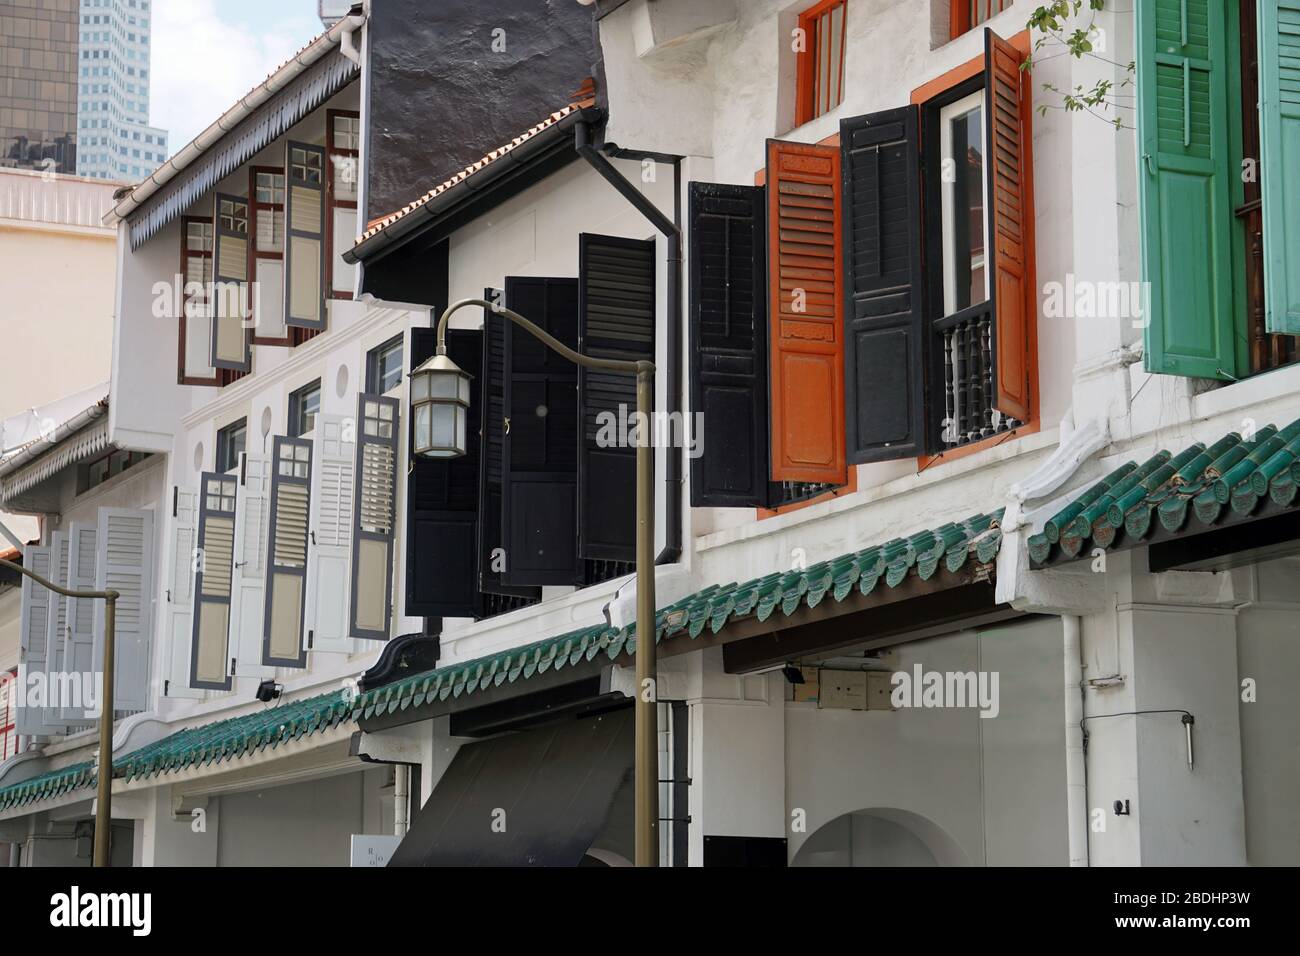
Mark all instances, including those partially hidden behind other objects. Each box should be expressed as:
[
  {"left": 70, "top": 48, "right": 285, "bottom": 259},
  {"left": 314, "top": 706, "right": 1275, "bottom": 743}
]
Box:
[
  {"left": 418, "top": 298, "right": 660, "bottom": 867},
  {"left": 0, "top": 556, "right": 118, "bottom": 867}
]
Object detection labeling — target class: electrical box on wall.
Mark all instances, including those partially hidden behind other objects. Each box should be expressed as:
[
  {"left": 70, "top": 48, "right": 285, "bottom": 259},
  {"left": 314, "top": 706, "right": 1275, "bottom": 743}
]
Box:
[{"left": 816, "top": 669, "right": 895, "bottom": 712}]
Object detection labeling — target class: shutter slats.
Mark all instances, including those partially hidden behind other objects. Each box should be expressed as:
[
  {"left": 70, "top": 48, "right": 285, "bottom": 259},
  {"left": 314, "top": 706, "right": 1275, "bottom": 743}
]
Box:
[
  {"left": 1262, "top": 0, "right": 1300, "bottom": 332},
  {"left": 350, "top": 395, "right": 400, "bottom": 640},
  {"left": 309, "top": 414, "right": 357, "bottom": 653},
  {"left": 284, "top": 140, "right": 327, "bottom": 330},
  {"left": 93, "top": 509, "right": 154, "bottom": 713},
  {"left": 211, "top": 192, "right": 251, "bottom": 372},
  {"left": 41, "top": 533, "right": 71, "bottom": 727},
  {"left": 767, "top": 139, "right": 847, "bottom": 485},
  {"left": 578, "top": 234, "right": 656, "bottom": 562},
  {"left": 61, "top": 525, "right": 98, "bottom": 721},
  {"left": 15, "top": 545, "right": 52, "bottom": 735},
  {"left": 263, "top": 437, "right": 312, "bottom": 667}
]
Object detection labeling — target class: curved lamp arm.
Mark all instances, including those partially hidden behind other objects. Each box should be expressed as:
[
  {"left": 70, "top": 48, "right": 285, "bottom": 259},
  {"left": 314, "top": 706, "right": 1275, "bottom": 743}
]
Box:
[{"left": 0, "top": 556, "right": 117, "bottom": 601}]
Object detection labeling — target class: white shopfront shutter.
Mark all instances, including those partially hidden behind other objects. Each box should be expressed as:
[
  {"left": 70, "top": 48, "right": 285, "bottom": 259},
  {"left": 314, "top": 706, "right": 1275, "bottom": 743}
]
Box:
[
  {"left": 15, "top": 545, "right": 52, "bottom": 735},
  {"left": 163, "top": 488, "right": 206, "bottom": 700},
  {"left": 230, "top": 453, "right": 276, "bottom": 679},
  {"left": 93, "top": 508, "right": 155, "bottom": 713},
  {"left": 60, "top": 523, "right": 98, "bottom": 721},
  {"left": 42, "top": 532, "right": 72, "bottom": 727},
  {"left": 190, "top": 474, "right": 236, "bottom": 690},
  {"left": 349, "top": 394, "right": 399, "bottom": 641},
  {"left": 307, "top": 415, "right": 356, "bottom": 654},
  {"left": 263, "top": 436, "right": 312, "bottom": 667}
]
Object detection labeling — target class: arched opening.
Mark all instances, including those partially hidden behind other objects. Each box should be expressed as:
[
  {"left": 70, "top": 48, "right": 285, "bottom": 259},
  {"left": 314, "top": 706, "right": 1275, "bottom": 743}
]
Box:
[{"left": 792, "top": 808, "right": 969, "bottom": 867}]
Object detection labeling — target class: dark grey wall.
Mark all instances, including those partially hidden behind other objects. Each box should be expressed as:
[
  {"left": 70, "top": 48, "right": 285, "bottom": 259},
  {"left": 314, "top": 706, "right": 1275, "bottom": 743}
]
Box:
[{"left": 366, "top": 0, "right": 602, "bottom": 219}]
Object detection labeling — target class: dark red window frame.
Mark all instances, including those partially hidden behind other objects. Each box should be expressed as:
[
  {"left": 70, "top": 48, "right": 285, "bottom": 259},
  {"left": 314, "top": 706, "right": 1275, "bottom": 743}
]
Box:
[
  {"left": 326, "top": 108, "right": 361, "bottom": 302},
  {"left": 950, "top": 0, "right": 1009, "bottom": 40}
]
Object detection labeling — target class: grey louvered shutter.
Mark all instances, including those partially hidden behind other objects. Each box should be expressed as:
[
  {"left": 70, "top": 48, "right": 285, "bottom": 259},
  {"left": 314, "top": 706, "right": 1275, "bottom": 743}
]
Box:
[
  {"left": 478, "top": 293, "right": 542, "bottom": 600},
  {"left": 841, "top": 106, "right": 926, "bottom": 462},
  {"left": 93, "top": 508, "right": 155, "bottom": 714},
  {"left": 61, "top": 523, "right": 98, "bottom": 721},
  {"left": 284, "top": 141, "right": 327, "bottom": 330},
  {"left": 42, "top": 531, "right": 71, "bottom": 726},
  {"left": 191, "top": 473, "right": 237, "bottom": 689},
  {"left": 688, "top": 183, "right": 772, "bottom": 508},
  {"left": 163, "top": 488, "right": 205, "bottom": 699},
  {"left": 308, "top": 414, "right": 356, "bottom": 653},
  {"left": 263, "top": 437, "right": 312, "bottom": 667},
  {"left": 15, "top": 544, "right": 52, "bottom": 735},
  {"left": 501, "top": 276, "right": 583, "bottom": 586},
  {"left": 577, "top": 234, "right": 656, "bottom": 562},
  {"left": 230, "top": 453, "right": 275, "bottom": 679},
  {"left": 350, "top": 394, "right": 399, "bottom": 640},
  {"left": 211, "top": 192, "right": 252, "bottom": 371}
]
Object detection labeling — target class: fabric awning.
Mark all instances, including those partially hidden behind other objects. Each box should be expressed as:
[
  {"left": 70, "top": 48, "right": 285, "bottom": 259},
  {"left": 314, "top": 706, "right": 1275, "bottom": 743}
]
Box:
[{"left": 389, "top": 709, "right": 633, "bottom": 867}]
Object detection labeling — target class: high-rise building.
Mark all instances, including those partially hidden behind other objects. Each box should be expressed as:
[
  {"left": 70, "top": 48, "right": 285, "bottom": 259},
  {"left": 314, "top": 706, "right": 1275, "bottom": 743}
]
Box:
[
  {"left": 73, "top": 0, "right": 167, "bottom": 181},
  {"left": 0, "top": 0, "right": 81, "bottom": 174}
]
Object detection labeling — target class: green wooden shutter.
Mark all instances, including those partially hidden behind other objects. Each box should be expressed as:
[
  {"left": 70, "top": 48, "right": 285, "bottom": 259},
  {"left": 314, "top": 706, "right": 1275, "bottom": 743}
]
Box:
[
  {"left": 1261, "top": 0, "right": 1300, "bottom": 333},
  {"left": 1137, "top": 0, "right": 1239, "bottom": 379}
]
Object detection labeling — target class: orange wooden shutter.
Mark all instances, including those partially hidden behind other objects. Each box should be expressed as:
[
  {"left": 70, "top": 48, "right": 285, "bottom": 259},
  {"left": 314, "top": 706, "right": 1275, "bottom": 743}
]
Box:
[
  {"left": 986, "top": 29, "right": 1034, "bottom": 422},
  {"left": 766, "top": 139, "right": 846, "bottom": 485}
]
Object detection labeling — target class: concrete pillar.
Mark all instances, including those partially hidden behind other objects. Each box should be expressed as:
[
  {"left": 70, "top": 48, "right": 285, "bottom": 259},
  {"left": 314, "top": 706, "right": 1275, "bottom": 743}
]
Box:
[{"left": 131, "top": 785, "right": 220, "bottom": 867}]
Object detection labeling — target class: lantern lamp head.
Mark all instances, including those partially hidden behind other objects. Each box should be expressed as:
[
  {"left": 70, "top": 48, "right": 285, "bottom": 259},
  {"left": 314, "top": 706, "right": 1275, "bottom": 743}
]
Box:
[{"left": 409, "top": 351, "right": 473, "bottom": 458}]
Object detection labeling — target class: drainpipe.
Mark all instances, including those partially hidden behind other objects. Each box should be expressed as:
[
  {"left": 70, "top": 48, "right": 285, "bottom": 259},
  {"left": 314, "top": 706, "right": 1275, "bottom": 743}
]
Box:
[
  {"left": 394, "top": 764, "right": 409, "bottom": 838},
  {"left": 575, "top": 121, "right": 683, "bottom": 564},
  {"left": 338, "top": 12, "right": 364, "bottom": 67},
  {"left": 1064, "top": 615, "right": 1089, "bottom": 866}
]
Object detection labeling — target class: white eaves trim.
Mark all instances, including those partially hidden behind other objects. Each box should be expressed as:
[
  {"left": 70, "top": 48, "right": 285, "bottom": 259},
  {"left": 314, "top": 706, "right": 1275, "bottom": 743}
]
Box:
[{"left": 0, "top": 411, "right": 111, "bottom": 503}]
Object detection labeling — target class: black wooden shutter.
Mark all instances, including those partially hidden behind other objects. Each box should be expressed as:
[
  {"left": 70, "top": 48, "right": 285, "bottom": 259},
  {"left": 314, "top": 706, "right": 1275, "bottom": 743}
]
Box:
[
  {"left": 406, "top": 325, "right": 483, "bottom": 617},
  {"left": 687, "top": 182, "right": 772, "bottom": 508},
  {"left": 478, "top": 292, "right": 543, "bottom": 599},
  {"left": 577, "top": 234, "right": 656, "bottom": 561},
  {"left": 501, "top": 276, "right": 583, "bottom": 586},
  {"left": 841, "top": 106, "right": 926, "bottom": 462}
]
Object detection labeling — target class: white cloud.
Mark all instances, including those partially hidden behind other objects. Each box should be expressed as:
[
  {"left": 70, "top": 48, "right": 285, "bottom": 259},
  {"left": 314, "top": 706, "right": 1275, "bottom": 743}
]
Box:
[{"left": 149, "top": 0, "right": 322, "bottom": 156}]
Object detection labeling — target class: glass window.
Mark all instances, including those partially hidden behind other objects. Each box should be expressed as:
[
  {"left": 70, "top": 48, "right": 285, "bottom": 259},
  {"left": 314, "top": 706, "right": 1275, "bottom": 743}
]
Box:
[
  {"left": 289, "top": 380, "right": 321, "bottom": 437},
  {"left": 216, "top": 419, "right": 247, "bottom": 473},
  {"left": 367, "top": 336, "right": 404, "bottom": 394},
  {"left": 795, "top": 0, "right": 847, "bottom": 126},
  {"left": 939, "top": 90, "right": 988, "bottom": 316}
]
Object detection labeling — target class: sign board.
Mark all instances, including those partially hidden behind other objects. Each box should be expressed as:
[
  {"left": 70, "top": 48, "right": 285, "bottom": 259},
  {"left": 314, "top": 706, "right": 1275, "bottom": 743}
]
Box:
[{"left": 350, "top": 834, "right": 402, "bottom": 868}]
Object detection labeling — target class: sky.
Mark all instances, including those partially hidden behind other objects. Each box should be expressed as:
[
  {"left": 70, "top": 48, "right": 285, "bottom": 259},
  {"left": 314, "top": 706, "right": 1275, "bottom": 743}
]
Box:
[{"left": 150, "top": 0, "right": 326, "bottom": 156}]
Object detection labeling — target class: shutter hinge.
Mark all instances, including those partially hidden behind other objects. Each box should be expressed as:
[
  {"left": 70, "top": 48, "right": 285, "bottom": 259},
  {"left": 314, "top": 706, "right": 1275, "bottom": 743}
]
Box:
[
  {"left": 240, "top": 453, "right": 248, "bottom": 486},
  {"left": 308, "top": 629, "right": 315, "bottom": 650},
  {"left": 164, "top": 679, "right": 170, "bottom": 696},
  {"left": 229, "top": 657, "right": 237, "bottom": 676},
  {"left": 165, "top": 588, "right": 171, "bottom": 603},
  {"left": 172, "top": 486, "right": 178, "bottom": 517}
]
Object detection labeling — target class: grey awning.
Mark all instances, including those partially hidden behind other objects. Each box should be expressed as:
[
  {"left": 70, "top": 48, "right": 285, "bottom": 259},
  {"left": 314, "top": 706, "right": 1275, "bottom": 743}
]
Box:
[{"left": 389, "top": 709, "right": 633, "bottom": 867}]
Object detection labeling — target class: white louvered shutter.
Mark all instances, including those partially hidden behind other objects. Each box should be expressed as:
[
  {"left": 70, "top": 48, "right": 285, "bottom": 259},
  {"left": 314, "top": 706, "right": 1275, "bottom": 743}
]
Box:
[
  {"left": 93, "top": 508, "right": 155, "bottom": 713},
  {"left": 42, "top": 532, "right": 72, "bottom": 727},
  {"left": 190, "top": 473, "right": 237, "bottom": 690},
  {"left": 263, "top": 436, "right": 312, "bottom": 667},
  {"left": 307, "top": 415, "right": 356, "bottom": 654},
  {"left": 284, "top": 141, "right": 327, "bottom": 330},
  {"left": 15, "top": 545, "right": 53, "bottom": 735},
  {"left": 230, "top": 453, "right": 276, "bottom": 679},
  {"left": 163, "top": 488, "right": 206, "bottom": 700},
  {"left": 211, "top": 192, "right": 252, "bottom": 371},
  {"left": 350, "top": 394, "right": 400, "bottom": 641},
  {"left": 61, "top": 523, "right": 98, "bottom": 721}
]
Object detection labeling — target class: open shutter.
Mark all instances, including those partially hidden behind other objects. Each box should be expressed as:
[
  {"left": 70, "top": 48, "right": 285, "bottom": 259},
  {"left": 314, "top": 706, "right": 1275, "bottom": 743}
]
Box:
[
  {"left": 1261, "top": 0, "right": 1300, "bottom": 333},
  {"left": 841, "top": 106, "right": 926, "bottom": 462},
  {"left": 14, "top": 545, "right": 52, "bottom": 735},
  {"left": 984, "top": 29, "right": 1035, "bottom": 418},
  {"left": 308, "top": 415, "right": 357, "bottom": 653},
  {"left": 688, "top": 183, "right": 772, "bottom": 508},
  {"left": 229, "top": 454, "right": 275, "bottom": 680},
  {"left": 501, "top": 276, "right": 583, "bottom": 586},
  {"left": 61, "top": 524, "right": 98, "bottom": 721},
  {"left": 327, "top": 110, "right": 361, "bottom": 298},
  {"left": 211, "top": 193, "right": 252, "bottom": 371},
  {"left": 577, "top": 234, "right": 656, "bottom": 561},
  {"left": 284, "top": 141, "right": 327, "bottom": 331},
  {"left": 180, "top": 217, "right": 219, "bottom": 384},
  {"left": 1136, "top": 2, "right": 1236, "bottom": 379},
  {"left": 190, "top": 473, "right": 236, "bottom": 689},
  {"left": 93, "top": 508, "right": 155, "bottom": 713},
  {"left": 766, "top": 139, "right": 846, "bottom": 485},
  {"left": 408, "top": 327, "right": 483, "bottom": 617},
  {"left": 350, "top": 395, "right": 400, "bottom": 640},
  {"left": 163, "top": 488, "right": 205, "bottom": 699},
  {"left": 479, "top": 294, "right": 543, "bottom": 599},
  {"left": 263, "top": 437, "right": 312, "bottom": 666},
  {"left": 249, "top": 166, "right": 291, "bottom": 345},
  {"left": 42, "top": 532, "right": 71, "bottom": 727}
]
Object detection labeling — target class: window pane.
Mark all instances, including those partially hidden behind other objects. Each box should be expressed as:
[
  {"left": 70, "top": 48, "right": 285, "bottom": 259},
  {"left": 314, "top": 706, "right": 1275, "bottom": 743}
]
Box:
[{"left": 942, "top": 101, "right": 987, "bottom": 314}]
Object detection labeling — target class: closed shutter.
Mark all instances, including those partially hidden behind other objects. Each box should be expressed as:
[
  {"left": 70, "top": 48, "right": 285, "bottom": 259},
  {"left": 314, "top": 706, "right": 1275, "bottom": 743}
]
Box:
[
  {"left": 14, "top": 545, "right": 52, "bottom": 736},
  {"left": 1261, "top": 0, "right": 1300, "bottom": 333},
  {"left": 984, "top": 29, "right": 1035, "bottom": 418},
  {"left": 284, "top": 141, "right": 327, "bottom": 330},
  {"left": 263, "top": 437, "right": 312, "bottom": 666},
  {"left": 408, "top": 327, "right": 483, "bottom": 617},
  {"left": 93, "top": 508, "right": 155, "bottom": 713},
  {"left": 42, "top": 532, "right": 71, "bottom": 726},
  {"left": 841, "top": 106, "right": 926, "bottom": 462},
  {"left": 1137, "top": 1, "right": 1237, "bottom": 379},
  {"left": 249, "top": 166, "right": 291, "bottom": 345},
  {"left": 478, "top": 294, "right": 543, "bottom": 599},
  {"left": 187, "top": 474, "right": 234, "bottom": 690},
  {"left": 766, "top": 139, "right": 847, "bottom": 485},
  {"left": 230, "top": 454, "right": 275, "bottom": 679},
  {"left": 61, "top": 523, "right": 98, "bottom": 721},
  {"left": 211, "top": 192, "right": 252, "bottom": 371},
  {"left": 308, "top": 414, "right": 357, "bottom": 653},
  {"left": 578, "top": 234, "right": 656, "bottom": 560},
  {"left": 501, "top": 276, "right": 583, "bottom": 586},
  {"left": 350, "top": 394, "right": 400, "bottom": 640},
  {"left": 163, "top": 488, "right": 205, "bottom": 699},
  {"left": 688, "top": 184, "right": 772, "bottom": 508}
]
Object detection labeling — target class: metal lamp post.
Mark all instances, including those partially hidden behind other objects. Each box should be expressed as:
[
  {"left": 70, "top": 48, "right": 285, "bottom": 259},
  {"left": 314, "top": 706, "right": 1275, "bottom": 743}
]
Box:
[
  {"left": 412, "top": 297, "right": 659, "bottom": 866},
  {"left": 0, "top": 556, "right": 118, "bottom": 867}
]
